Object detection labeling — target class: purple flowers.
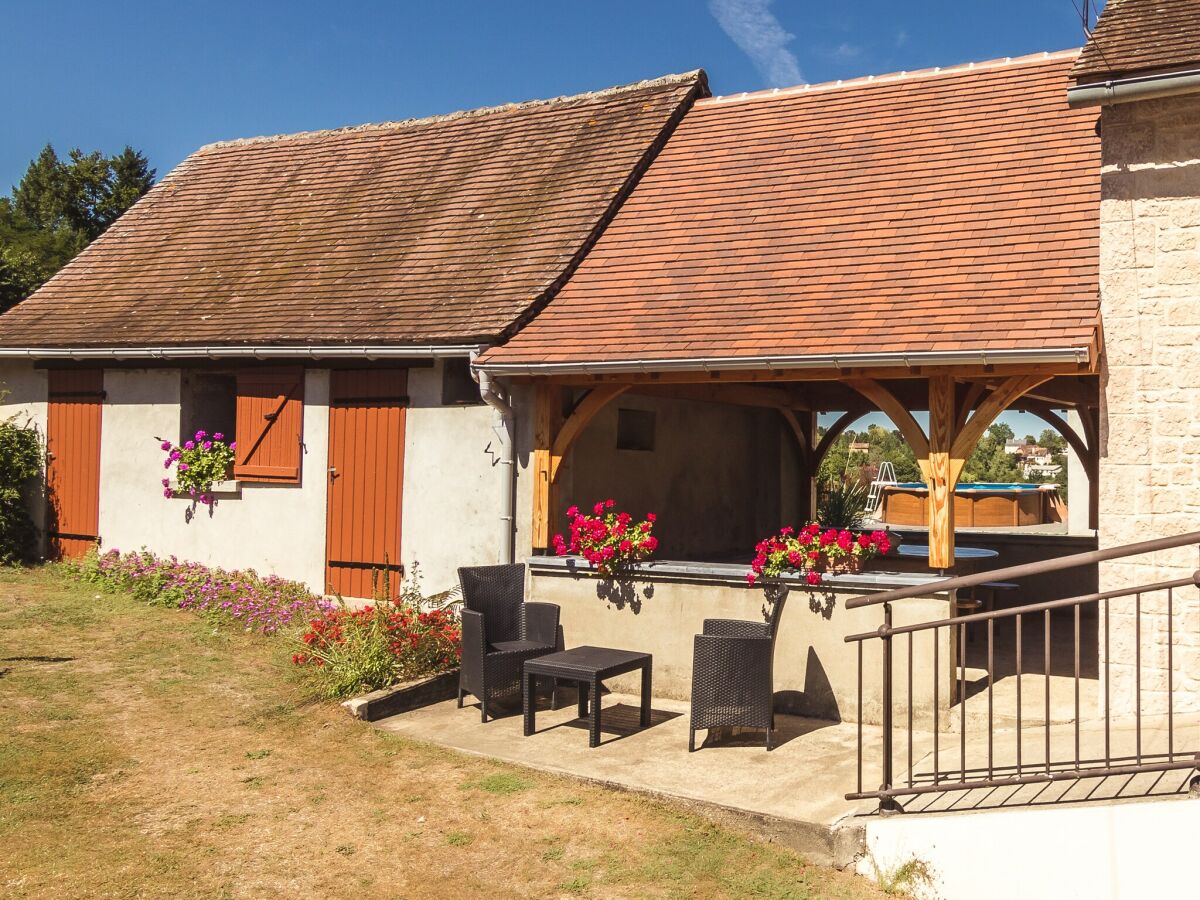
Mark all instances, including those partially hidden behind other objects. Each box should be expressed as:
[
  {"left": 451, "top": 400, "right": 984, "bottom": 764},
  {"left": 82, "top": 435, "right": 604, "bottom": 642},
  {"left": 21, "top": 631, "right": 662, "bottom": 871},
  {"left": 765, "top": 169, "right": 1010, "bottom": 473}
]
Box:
[
  {"left": 158, "top": 431, "right": 236, "bottom": 508},
  {"left": 70, "top": 549, "right": 332, "bottom": 636}
]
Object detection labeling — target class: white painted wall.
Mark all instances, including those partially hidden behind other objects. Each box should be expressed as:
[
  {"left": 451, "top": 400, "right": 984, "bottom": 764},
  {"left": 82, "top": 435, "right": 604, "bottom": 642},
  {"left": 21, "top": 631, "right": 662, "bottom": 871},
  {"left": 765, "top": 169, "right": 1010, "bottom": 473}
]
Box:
[
  {"left": 1066, "top": 409, "right": 1091, "bottom": 535},
  {"left": 400, "top": 361, "right": 510, "bottom": 595},
  {"left": 97, "top": 368, "right": 330, "bottom": 589},
  {"left": 861, "top": 796, "right": 1200, "bottom": 900}
]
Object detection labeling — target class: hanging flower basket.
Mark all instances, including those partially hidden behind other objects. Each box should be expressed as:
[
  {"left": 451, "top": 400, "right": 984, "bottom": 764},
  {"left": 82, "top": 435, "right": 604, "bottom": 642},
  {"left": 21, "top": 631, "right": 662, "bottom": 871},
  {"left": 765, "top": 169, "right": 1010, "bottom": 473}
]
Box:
[{"left": 159, "top": 430, "right": 236, "bottom": 507}]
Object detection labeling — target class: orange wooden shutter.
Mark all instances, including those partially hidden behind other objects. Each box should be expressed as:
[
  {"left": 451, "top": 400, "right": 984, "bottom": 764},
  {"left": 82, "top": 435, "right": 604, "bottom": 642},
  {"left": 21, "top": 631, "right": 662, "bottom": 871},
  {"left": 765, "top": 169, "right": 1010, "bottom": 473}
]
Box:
[
  {"left": 46, "top": 369, "right": 104, "bottom": 559},
  {"left": 234, "top": 368, "right": 304, "bottom": 483}
]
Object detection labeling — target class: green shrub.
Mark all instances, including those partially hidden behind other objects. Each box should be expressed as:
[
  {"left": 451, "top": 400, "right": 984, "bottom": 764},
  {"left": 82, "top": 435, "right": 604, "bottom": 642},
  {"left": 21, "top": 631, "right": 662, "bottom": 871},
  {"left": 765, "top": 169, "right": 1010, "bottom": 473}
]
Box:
[{"left": 0, "top": 412, "right": 43, "bottom": 564}]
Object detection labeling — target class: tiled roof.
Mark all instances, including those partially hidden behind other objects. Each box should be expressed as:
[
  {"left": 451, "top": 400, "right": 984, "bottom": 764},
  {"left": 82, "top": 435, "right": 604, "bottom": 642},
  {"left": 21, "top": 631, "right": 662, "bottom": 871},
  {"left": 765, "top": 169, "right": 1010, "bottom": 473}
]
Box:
[
  {"left": 481, "top": 52, "right": 1101, "bottom": 372},
  {"left": 0, "top": 72, "right": 705, "bottom": 349},
  {"left": 1074, "top": 0, "right": 1200, "bottom": 81}
]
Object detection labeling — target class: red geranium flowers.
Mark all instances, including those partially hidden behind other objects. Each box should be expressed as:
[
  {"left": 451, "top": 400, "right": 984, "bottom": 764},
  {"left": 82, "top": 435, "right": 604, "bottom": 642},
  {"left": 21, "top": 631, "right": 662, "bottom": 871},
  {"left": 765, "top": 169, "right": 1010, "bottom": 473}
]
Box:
[
  {"left": 747, "top": 524, "right": 891, "bottom": 585},
  {"left": 552, "top": 500, "right": 658, "bottom": 576}
]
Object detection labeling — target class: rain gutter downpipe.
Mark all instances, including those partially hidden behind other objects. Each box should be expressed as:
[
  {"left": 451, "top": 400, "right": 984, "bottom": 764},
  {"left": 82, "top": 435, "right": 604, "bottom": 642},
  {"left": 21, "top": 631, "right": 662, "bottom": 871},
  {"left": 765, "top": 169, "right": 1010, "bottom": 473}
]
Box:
[
  {"left": 1067, "top": 67, "right": 1200, "bottom": 108},
  {"left": 471, "top": 347, "right": 516, "bottom": 565}
]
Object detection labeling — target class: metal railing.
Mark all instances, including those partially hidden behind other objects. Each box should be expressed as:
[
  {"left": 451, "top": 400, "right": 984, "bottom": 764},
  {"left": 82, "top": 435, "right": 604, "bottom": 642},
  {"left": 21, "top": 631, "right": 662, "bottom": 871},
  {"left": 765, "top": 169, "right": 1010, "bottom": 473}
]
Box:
[{"left": 845, "top": 531, "right": 1200, "bottom": 813}]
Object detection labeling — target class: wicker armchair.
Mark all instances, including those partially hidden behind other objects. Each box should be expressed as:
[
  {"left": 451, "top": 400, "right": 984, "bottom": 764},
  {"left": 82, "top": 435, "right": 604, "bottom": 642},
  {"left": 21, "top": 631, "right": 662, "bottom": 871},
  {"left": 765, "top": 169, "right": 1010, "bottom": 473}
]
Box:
[
  {"left": 688, "top": 588, "right": 788, "bottom": 751},
  {"left": 457, "top": 563, "right": 560, "bottom": 722}
]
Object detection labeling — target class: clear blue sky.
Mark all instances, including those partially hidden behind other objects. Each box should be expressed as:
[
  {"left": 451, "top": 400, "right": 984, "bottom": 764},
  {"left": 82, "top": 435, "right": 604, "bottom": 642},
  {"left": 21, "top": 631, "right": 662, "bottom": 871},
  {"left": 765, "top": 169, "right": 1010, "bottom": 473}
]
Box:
[{"left": 3, "top": 1, "right": 1096, "bottom": 191}]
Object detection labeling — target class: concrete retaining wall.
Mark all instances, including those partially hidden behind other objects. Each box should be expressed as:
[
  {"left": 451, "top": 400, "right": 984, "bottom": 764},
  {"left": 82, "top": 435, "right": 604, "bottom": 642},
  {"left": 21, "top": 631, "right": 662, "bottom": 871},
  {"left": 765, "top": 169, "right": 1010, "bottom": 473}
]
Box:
[{"left": 527, "top": 561, "right": 953, "bottom": 727}]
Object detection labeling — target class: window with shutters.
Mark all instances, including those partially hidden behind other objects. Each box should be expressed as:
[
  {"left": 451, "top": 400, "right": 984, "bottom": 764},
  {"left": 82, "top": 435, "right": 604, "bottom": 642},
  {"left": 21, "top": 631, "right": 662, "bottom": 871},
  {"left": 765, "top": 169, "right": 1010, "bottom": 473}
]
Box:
[{"left": 233, "top": 368, "right": 305, "bottom": 483}]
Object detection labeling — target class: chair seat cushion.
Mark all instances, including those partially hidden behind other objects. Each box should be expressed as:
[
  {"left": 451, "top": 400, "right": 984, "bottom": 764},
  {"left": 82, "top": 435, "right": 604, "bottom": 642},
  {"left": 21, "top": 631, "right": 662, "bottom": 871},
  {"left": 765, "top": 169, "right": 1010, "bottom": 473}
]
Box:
[{"left": 488, "top": 639, "right": 551, "bottom": 655}]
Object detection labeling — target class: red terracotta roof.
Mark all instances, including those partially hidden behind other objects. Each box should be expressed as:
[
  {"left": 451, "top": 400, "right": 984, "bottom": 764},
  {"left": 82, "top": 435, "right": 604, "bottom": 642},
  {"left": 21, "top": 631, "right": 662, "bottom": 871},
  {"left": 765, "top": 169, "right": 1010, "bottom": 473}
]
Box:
[
  {"left": 480, "top": 52, "right": 1100, "bottom": 373},
  {"left": 0, "top": 72, "right": 705, "bottom": 349},
  {"left": 1074, "top": 0, "right": 1200, "bottom": 81}
]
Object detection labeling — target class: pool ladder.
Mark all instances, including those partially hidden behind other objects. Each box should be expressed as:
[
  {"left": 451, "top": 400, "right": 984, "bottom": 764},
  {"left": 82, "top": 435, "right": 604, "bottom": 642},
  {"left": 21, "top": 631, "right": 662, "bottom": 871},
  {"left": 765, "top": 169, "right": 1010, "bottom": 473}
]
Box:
[{"left": 867, "top": 460, "right": 897, "bottom": 518}]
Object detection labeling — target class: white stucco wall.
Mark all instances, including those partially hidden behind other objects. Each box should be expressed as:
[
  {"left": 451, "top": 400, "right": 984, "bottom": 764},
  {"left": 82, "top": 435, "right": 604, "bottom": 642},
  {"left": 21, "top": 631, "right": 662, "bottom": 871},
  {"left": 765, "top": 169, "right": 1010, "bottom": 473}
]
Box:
[
  {"left": 1065, "top": 409, "right": 1091, "bottom": 535},
  {"left": 400, "top": 362, "right": 511, "bottom": 595},
  {"left": 97, "top": 368, "right": 330, "bottom": 589}
]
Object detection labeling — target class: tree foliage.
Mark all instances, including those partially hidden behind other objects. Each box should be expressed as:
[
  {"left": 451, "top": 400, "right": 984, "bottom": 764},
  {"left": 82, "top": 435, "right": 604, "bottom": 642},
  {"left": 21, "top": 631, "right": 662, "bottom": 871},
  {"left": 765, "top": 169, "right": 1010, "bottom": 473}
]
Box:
[
  {"left": 817, "top": 417, "right": 1068, "bottom": 497},
  {"left": 0, "top": 402, "right": 43, "bottom": 564},
  {"left": 0, "top": 145, "right": 154, "bottom": 313}
]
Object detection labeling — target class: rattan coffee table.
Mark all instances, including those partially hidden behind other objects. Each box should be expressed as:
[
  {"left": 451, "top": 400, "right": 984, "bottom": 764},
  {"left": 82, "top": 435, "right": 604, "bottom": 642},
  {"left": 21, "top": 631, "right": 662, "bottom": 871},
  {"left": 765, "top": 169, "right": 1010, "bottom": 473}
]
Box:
[{"left": 522, "top": 646, "right": 652, "bottom": 748}]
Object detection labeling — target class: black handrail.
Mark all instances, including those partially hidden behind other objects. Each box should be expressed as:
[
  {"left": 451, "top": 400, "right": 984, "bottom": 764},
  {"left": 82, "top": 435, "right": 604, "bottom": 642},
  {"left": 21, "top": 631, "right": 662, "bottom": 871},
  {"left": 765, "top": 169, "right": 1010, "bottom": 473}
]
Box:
[{"left": 846, "top": 530, "right": 1200, "bottom": 609}]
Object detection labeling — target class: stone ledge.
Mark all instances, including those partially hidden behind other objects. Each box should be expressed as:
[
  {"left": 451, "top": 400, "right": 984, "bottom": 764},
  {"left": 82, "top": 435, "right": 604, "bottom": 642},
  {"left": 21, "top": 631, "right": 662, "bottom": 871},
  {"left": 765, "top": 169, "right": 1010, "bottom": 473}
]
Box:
[{"left": 342, "top": 670, "right": 460, "bottom": 722}]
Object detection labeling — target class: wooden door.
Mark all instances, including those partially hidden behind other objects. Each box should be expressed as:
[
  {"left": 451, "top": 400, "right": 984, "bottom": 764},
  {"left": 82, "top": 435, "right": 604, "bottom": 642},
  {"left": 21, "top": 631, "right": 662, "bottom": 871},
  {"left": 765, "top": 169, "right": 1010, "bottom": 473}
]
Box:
[
  {"left": 325, "top": 370, "right": 407, "bottom": 599},
  {"left": 46, "top": 369, "right": 104, "bottom": 559}
]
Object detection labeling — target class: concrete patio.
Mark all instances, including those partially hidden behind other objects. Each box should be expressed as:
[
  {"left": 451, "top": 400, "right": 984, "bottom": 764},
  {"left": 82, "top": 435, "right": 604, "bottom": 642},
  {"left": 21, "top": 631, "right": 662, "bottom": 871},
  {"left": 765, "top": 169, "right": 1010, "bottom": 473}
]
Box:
[
  {"left": 373, "top": 688, "right": 889, "bottom": 867},
  {"left": 373, "top": 679, "right": 1198, "bottom": 869}
]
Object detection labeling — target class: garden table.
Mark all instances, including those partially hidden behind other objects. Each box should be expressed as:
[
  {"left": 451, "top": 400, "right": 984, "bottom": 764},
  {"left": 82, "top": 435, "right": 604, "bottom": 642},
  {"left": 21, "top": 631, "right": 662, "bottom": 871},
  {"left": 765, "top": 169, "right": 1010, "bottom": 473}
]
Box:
[{"left": 523, "top": 646, "right": 652, "bottom": 748}]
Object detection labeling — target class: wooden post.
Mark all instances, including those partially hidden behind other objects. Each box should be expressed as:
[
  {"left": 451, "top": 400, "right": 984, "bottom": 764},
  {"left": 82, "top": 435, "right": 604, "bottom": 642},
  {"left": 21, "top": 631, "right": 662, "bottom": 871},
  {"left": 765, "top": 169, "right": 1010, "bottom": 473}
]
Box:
[
  {"left": 927, "top": 376, "right": 957, "bottom": 570},
  {"left": 531, "top": 384, "right": 557, "bottom": 553},
  {"left": 798, "top": 410, "right": 817, "bottom": 522}
]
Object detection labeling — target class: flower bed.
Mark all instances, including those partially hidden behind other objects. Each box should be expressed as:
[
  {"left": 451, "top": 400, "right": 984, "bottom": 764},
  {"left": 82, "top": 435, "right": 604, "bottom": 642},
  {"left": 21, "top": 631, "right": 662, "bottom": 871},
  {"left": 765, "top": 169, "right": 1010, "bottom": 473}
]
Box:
[
  {"left": 552, "top": 500, "right": 658, "bottom": 576},
  {"left": 747, "top": 524, "right": 891, "bottom": 585},
  {"left": 293, "top": 597, "right": 461, "bottom": 700},
  {"left": 69, "top": 547, "right": 332, "bottom": 634}
]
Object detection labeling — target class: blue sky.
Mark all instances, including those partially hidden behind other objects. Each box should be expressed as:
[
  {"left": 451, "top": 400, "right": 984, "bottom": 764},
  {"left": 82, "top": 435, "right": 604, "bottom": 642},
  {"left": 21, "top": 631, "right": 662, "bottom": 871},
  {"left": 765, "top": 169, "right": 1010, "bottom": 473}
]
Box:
[{"left": 3, "top": 1, "right": 1096, "bottom": 190}]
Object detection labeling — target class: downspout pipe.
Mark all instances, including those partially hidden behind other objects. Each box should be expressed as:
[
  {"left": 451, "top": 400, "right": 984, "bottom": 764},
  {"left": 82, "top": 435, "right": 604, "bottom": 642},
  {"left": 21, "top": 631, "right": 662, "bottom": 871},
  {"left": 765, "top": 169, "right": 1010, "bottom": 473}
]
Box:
[
  {"left": 471, "top": 347, "right": 516, "bottom": 565},
  {"left": 1067, "top": 68, "right": 1200, "bottom": 108}
]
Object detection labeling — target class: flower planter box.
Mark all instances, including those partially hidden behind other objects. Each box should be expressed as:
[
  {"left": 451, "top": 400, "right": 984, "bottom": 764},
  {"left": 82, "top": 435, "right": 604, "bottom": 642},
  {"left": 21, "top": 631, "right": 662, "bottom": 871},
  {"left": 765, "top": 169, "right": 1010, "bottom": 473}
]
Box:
[
  {"left": 341, "top": 669, "right": 460, "bottom": 722},
  {"left": 168, "top": 479, "right": 241, "bottom": 498}
]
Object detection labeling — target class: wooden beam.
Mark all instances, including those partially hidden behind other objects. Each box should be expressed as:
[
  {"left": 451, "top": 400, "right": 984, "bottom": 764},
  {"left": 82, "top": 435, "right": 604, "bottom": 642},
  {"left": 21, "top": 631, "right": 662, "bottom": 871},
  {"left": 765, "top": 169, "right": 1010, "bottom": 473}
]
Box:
[
  {"left": 927, "top": 375, "right": 957, "bottom": 569},
  {"left": 628, "top": 382, "right": 807, "bottom": 409},
  {"left": 514, "top": 360, "right": 1094, "bottom": 387},
  {"left": 954, "top": 381, "right": 988, "bottom": 432},
  {"left": 846, "top": 378, "right": 930, "bottom": 473},
  {"left": 951, "top": 375, "right": 1052, "bottom": 465},
  {"left": 1021, "top": 399, "right": 1100, "bottom": 531},
  {"left": 812, "top": 407, "right": 868, "bottom": 469},
  {"left": 549, "top": 385, "right": 629, "bottom": 483},
  {"left": 780, "top": 408, "right": 817, "bottom": 521},
  {"left": 531, "top": 384, "right": 558, "bottom": 553}
]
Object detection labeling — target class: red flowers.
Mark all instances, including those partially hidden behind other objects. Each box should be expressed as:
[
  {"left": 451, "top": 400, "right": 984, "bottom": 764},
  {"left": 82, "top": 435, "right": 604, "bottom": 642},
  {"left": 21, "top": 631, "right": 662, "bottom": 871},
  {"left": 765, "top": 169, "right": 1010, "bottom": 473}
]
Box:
[
  {"left": 747, "top": 524, "right": 891, "bottom": 585},
  {"left": 552, "top": 500, "right": 658, "bottom": 576}
]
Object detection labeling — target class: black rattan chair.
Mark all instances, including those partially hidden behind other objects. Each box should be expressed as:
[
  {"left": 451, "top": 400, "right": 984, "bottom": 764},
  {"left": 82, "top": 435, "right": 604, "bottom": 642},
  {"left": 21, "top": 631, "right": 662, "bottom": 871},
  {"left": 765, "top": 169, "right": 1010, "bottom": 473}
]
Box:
[
  {"left": 457, "top": 563, "right": 560, "bottom": 722},
  {"left": 688, "top": 587, "right": 788, "bottom": 751}
]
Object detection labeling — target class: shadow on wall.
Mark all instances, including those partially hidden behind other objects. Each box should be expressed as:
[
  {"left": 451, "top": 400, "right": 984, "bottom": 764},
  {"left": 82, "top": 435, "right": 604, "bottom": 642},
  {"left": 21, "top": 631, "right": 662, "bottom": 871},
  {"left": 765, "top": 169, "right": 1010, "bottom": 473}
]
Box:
[
  {"left": 597, "top": 577, "right": 654, "bottom": 613},
  {"left": 777, "top": 647, "right": 839, "bottom": 721}
]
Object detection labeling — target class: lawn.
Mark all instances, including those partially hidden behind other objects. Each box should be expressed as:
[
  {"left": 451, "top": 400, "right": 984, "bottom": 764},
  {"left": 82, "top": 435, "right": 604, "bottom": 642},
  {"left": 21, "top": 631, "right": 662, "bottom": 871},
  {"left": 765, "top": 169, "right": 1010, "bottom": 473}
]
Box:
[{"left": 0, "top": 567, "right": 882, "bottom": 899}]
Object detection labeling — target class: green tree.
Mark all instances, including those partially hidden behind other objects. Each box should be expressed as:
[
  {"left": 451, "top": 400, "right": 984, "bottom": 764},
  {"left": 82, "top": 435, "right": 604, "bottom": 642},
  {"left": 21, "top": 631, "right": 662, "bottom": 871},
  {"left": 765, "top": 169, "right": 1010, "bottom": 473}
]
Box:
[
  {"left": 0, "top": 144, "right": 154, "bottom": 312},
  {"left": 961, "top": 422, "right": 1024, "bottom": 483}
]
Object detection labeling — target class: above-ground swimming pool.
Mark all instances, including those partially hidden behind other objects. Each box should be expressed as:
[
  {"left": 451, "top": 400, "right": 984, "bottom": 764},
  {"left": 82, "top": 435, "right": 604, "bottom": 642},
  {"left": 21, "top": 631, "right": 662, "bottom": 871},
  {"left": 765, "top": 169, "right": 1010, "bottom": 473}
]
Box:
[{"left": 880, "top": 482, "right": 1060, "bottom": 527}]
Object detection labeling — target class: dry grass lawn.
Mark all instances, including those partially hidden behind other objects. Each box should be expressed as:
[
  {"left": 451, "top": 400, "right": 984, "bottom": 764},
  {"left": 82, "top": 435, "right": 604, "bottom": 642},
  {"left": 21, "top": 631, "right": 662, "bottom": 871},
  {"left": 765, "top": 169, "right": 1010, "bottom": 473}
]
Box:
[{"left": 0, "top": 567, "right": 882, "bottom": 899}]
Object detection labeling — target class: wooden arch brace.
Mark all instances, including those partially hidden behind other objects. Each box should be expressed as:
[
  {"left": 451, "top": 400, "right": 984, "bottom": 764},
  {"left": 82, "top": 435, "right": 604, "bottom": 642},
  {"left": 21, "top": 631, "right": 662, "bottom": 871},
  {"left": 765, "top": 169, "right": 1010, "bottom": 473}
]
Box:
[
  {"left": 532, "top": 384, "right": 630, "bottom": 551},
  {"left": 1018, "top": 398, "right": 1099, "bottom": 531},
  {"left": 848, "top": 374, "right": 1049, "bottom": 569}
]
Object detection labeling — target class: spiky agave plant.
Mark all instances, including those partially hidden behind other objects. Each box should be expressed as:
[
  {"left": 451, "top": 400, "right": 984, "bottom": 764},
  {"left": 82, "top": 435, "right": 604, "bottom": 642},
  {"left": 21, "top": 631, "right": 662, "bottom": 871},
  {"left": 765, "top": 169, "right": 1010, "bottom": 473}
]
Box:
[{"left": 817, "top": 478, "right": 869, "bottom": 530}]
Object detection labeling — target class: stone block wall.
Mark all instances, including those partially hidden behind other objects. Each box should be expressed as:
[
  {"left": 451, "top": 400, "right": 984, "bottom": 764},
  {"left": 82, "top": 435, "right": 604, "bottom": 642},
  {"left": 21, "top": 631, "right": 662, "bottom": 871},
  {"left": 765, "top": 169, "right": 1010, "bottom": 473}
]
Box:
[{"left": 1098, "top": 94, "right": 1200, "bottom": 718}]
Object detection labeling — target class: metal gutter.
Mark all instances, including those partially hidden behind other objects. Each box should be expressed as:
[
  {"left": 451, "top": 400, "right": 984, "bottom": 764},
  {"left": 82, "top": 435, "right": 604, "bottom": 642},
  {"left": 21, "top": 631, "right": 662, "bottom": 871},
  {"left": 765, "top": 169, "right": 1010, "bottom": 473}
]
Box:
[
  {"left": 473, "top": 346, "right": 1090, "bottom": 377},
  {"left": 1067, "top": 67, "right": 1200, "bottom": 107},
  {"left": 0, "top": 344, "right": 480, "bottom": 361}
]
